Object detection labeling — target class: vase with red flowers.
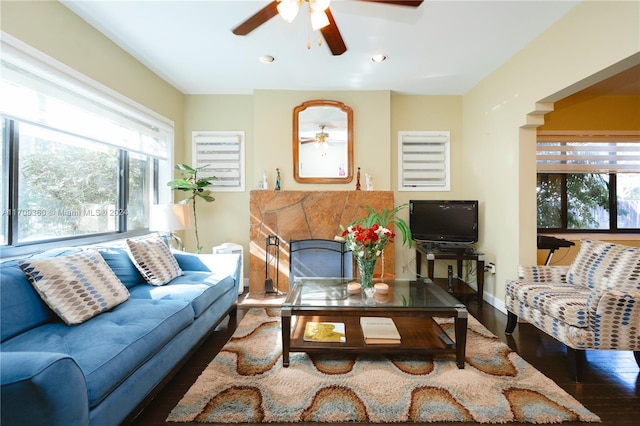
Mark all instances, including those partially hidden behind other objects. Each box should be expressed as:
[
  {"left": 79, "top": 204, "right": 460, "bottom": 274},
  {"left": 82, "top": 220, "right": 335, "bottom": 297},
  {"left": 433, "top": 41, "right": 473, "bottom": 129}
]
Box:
[{"left": 339, "top": 204, "right": 412, "bottom": 297}]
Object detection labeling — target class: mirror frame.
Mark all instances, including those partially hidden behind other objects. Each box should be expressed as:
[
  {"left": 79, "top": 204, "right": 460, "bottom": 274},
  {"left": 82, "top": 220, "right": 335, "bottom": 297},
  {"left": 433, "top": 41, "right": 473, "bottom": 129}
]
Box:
[{"left": 293, "top": 99, "right": 353, "bottom": 183}]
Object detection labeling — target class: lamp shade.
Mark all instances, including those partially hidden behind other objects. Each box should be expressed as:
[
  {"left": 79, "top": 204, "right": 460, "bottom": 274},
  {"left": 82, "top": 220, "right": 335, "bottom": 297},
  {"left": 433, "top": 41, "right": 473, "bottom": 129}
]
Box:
[
  {"left": 149, "top": 204, "right": 191, "bottom": 232},
  {"left": 277, "top": 0, "right": 299, "bottom": 23},
  {"left": 310, "top": 9, "right": 329, "bottom": 31}
]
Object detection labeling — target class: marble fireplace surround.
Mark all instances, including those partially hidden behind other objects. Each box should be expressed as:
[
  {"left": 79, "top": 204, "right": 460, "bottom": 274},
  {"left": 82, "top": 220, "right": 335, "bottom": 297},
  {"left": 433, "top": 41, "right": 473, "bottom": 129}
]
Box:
[{"left": 249, "top": 190, "right": 395, "bottom": 293}]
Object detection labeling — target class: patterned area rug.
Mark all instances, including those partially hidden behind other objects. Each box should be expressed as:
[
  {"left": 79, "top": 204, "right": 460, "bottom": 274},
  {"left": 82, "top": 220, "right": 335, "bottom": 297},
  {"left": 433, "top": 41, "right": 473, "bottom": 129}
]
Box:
[{"left": 167, "top": 308, "right": 600, "bottom": 424}]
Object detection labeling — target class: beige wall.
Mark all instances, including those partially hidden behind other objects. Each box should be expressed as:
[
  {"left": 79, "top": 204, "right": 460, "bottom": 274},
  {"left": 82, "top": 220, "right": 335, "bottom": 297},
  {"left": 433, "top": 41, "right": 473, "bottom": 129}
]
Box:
[
  {"left": 3, "top": 1, "right": 639, "bottom": 308},
  {"left": 252, "top": 90, "right": 392, "bottom": 191},
  {"left": 182, "top": 95, "right": 253, "bottom": 256},
  {"left": 390, "top": 95, "right": 464, "bottom": 278},
  {"left": 463, "top": 0, "right": 640, "bottom": 309}
]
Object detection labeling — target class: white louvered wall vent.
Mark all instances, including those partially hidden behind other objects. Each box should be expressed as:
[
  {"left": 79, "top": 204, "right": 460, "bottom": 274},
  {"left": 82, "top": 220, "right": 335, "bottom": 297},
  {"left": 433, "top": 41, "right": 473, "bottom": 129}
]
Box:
[
  {"left": 398, "top": 131, "right": 450, "bottom": 191},
  {"left": 192, "top": 131, "right": 245, "bottom": 192}
]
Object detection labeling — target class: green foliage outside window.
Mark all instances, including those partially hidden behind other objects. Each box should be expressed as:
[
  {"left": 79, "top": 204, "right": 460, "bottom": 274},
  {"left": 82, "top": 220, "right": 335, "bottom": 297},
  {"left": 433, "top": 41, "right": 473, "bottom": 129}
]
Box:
[
  {"left": 537, "top": 173, "right": 611, "bottom": 230},
  {"left": 17, "top": 127, "right": 148, "bottom": 242}
]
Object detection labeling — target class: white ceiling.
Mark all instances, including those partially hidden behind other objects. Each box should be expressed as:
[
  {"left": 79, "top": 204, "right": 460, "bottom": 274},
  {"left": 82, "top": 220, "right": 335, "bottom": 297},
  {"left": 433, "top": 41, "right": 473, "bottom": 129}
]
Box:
[{"left": 60, "top": 0, "right": 580, "bottom": 95}]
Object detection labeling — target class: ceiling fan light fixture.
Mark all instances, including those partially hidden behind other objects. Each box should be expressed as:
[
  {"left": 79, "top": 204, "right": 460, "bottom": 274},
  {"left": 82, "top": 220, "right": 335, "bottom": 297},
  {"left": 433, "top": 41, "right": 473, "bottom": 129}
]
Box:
[
  {"left": 310, "top": 9, "right": 330, "bottom": 31},
  {"left": 315, "top": 125, "right": 329, "bottom": 143},
  {"left": 277, "top": 0, "right": 300, "bottom": 23},
  {"left": 311, "top": 0, "right": 330, "bottom": 12},
  {"left": 259, "top": 55, "right": 275, "bottom": 63}
]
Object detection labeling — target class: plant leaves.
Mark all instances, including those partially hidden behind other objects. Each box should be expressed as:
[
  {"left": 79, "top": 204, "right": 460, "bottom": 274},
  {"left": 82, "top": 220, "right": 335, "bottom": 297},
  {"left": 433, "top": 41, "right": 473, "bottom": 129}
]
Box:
[
  {"left": 196, "top": 192, "right": 215, "bottom": 202},
  {"left": 175, "top": 164, "right": 196, "bottom": 173}
]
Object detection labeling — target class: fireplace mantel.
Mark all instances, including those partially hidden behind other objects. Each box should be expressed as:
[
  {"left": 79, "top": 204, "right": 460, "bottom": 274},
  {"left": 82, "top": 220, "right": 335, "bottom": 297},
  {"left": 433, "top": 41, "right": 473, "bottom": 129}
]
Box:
[{"left": 249, "top": 190, "right": 395, "bottom": 293}]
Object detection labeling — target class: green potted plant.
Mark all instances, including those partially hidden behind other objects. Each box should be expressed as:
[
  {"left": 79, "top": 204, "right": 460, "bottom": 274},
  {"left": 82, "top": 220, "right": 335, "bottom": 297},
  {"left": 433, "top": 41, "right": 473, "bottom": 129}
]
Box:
[{"left": 167, "top": 164, "right": 216, "bottom": 253}]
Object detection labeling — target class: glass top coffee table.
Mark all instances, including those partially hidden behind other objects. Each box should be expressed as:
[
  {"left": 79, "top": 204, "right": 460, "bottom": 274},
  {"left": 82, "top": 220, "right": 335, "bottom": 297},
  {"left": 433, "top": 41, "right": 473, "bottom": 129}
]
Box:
[{"left": 281, "top": 278, "right": 468, "bottom": 368}]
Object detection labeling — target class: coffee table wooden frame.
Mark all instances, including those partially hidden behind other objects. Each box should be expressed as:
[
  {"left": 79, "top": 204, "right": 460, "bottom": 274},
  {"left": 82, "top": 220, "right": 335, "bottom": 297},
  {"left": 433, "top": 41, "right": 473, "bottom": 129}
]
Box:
[{"left": 281, "top": 279, "right": 468, "bottom": 368}]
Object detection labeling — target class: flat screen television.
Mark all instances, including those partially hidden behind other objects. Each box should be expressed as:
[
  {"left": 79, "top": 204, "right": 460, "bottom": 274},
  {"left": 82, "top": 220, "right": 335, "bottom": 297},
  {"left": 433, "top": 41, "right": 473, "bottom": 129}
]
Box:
[{"left": 409, "top": 200, "right": 479, "bottom": 244}]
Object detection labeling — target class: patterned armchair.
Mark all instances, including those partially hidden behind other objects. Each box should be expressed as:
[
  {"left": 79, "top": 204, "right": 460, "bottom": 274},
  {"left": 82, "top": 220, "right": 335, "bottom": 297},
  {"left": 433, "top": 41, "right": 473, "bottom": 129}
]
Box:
[{"left": 505, "top": 239, "right": 640, "bottom": 381}]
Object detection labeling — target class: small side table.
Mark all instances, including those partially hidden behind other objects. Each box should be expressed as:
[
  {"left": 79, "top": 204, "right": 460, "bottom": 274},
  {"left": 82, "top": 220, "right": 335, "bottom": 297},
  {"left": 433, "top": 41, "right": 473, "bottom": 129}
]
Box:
[{"left": 415, "top": 244, "right": 485, "bottom": 309}]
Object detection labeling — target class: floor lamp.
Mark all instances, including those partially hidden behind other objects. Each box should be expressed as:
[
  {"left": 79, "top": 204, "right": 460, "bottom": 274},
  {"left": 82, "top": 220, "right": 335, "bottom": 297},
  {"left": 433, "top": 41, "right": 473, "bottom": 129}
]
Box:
[{"left": 149, "top": 204, "right": 191, "bottom": 251}]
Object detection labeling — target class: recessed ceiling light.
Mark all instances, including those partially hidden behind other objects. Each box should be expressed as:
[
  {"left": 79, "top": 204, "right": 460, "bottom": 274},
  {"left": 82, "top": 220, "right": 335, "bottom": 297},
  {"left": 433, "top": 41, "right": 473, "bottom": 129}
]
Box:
[
  {"left": 371, "top": 54, "right": 387, "bottom": 63},
  {"left": 259, "top": 55, "right": 275, "bottom": 63}
]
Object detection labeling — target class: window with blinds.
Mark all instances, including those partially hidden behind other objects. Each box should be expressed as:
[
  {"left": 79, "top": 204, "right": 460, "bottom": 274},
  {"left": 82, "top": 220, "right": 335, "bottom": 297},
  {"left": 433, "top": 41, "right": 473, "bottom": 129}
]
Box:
[
  {"left": 192, "top": 131, "right": 245, "bottom": 192},
  {"left": 537, "top": 131, "right": 640, "bottom": 173},
  {"left": 535, "top": 131, "right": 640, "bottom": 232},
  {"left": 398, "top": 131, "right": 450, "bottom": 191},
  {"left": 1, "top": 35, "right": 172, "bottom": 254}
]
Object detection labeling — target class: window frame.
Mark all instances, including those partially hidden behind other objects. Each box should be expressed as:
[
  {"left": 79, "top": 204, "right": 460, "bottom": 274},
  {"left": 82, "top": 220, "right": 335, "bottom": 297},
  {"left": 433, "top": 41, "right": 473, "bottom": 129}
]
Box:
[
  {"left": 536, "top": 131, "right": 640, "bottom": 234},
  {"left": 0, "top": 35, "right": 174, "bottom": 258},
  {"left": 1, "top": 117, "right": 158, "bottom": 257}
]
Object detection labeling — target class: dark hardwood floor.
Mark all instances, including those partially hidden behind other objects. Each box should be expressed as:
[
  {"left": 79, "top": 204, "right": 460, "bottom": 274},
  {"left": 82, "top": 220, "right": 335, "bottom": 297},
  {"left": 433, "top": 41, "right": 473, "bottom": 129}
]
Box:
[{"left": 130, "top": 296, "right": 638, "bottom": 426}]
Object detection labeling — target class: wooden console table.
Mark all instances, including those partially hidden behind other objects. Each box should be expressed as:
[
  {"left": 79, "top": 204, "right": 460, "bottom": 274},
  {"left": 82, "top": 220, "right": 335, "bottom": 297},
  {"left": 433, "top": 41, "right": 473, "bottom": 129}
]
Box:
[{"left": 415, "top": 244, "right": 485, "bottom": 309}]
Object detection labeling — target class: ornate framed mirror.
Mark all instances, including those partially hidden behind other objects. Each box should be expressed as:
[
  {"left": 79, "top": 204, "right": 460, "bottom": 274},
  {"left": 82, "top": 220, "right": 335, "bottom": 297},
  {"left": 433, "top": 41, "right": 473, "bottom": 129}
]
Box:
[{"left": 293, "top": 100, "right": 353, "bottom": 183}]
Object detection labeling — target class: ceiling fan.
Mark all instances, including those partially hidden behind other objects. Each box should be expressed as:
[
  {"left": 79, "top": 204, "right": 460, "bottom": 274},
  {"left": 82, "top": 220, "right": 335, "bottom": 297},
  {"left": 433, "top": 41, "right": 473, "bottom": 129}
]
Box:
[
  {"left": 300, "top": 124, "right": 344, "bottom": 144},
  {"left": 232, "top": 0, "right": 424, "bottom": 56}
]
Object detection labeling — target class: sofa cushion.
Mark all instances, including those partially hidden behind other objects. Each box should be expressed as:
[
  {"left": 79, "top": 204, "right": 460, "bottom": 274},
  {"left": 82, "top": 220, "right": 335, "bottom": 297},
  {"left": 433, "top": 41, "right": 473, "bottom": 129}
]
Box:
[
  {"left": 1, "top": 298, "right": 194, "bottom": 408},
  {"left": 568, "top": 239, "right": 640, "bottom": 292},
  {"left": 128, "top": 272, "right": 235, "bottom": 318},
  {"left": 172, "top": 252, "right": 212, "bottom": 272},
  {"left": 0, "top": 260, "right": 56, "bottom": 342},
  {"left": 97, "top": 247, "right": 145, "bottom": 288},
  {"left": 505, "top": 280, "right": 592, "bottom": 328},
  {"left": 126, "top": 234, "right": 183, "bottom": 285},
  {"left": 18, "top": 250, "right": 130, "bottom": 325}
]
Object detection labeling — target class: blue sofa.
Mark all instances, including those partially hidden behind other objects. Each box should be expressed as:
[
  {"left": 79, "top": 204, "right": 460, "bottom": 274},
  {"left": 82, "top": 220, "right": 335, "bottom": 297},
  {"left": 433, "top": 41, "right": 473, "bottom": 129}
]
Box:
[{"left": 0, "top": 242, "right": 241, "bottom": 426}]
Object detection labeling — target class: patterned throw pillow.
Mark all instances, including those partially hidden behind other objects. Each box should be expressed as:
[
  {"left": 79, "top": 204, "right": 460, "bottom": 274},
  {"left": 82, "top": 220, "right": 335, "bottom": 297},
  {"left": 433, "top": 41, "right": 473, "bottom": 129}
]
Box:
[
  {"left": 19, "top": 250, "right": 130, "bottom": 325},
  {"left": 126, "top": 234, "right": 183, "bottom": 286}
]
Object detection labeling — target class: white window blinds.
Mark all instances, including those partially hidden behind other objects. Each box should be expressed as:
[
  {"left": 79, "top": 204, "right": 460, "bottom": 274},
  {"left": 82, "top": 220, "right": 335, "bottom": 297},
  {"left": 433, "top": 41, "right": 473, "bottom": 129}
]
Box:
[
  {"left": 192, "top": 131, "right": 245, "bottom": 192},
  {"left": 398, "top": 131, "right": 450, "bottom": 191},
  {"left": 537, "top": 131, "right": 640, "bottom": 174},
  {"left": 0, "top": 36, "right": 173, "bottom": 160}
]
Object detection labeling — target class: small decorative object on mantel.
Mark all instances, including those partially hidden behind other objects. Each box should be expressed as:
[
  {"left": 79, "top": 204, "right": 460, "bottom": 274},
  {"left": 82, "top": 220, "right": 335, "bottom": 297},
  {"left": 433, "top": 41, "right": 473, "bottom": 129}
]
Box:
[
  {"left": 261, "top": 170, "right": 268, "bottom": 190},
  {"left": 356, "top": 167, "right": 361, "bottom": 191},
  {"left": 365, "top": 173, "right": 373, "bottom": 191},
  {"left": 338, "top": 204, "right": 412, "bottom": 301},
  {"left": 275, "top": 168, "right": 281, "bottom": 190}
]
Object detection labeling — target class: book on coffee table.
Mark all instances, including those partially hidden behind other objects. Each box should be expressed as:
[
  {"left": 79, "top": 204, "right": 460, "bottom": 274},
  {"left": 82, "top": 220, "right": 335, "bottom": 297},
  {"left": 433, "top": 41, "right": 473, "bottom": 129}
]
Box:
[
  {"left": 303, "top": 322, "right": 346, "bottom": 342},
  {"left": 360, "top": 317, "right": 401, "bottom": 344}
]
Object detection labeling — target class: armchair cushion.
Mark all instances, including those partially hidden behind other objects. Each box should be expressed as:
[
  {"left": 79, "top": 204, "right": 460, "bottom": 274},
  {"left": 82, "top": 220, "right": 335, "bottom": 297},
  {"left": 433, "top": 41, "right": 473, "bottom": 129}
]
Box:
[
  {"left": 568, "top": 239, "right": 640, "bottom": 291},
  {"left": 587, "top": 289, "right": 640, "bottom": 348},
  {"left": 518, "top": 265, "right": 569, "bottom": 283},
  {"left": 505, "top": 281, "right": 591, "bottom": 328}
]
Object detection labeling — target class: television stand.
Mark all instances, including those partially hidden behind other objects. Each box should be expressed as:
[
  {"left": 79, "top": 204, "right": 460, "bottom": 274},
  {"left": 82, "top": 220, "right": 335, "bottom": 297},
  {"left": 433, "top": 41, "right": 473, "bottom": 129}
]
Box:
[
  {"left": 415, "top": 243, "right": 485, "bottom": 310},
  {"left": 437, "top": 243, "right": 472, "bottom": 254}
]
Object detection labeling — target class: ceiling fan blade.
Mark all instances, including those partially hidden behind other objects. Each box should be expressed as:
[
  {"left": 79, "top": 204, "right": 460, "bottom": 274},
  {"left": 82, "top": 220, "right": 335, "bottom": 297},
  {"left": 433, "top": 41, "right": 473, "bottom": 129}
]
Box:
[
  {"left": 232, "top": 1, "right": 279, "bottom": 36},
  {"left": 358, "top": 0, "right": 424, "bottom": 6},
  {"left": 320, "top": 8, "right": 347, "bottom": 56}
]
